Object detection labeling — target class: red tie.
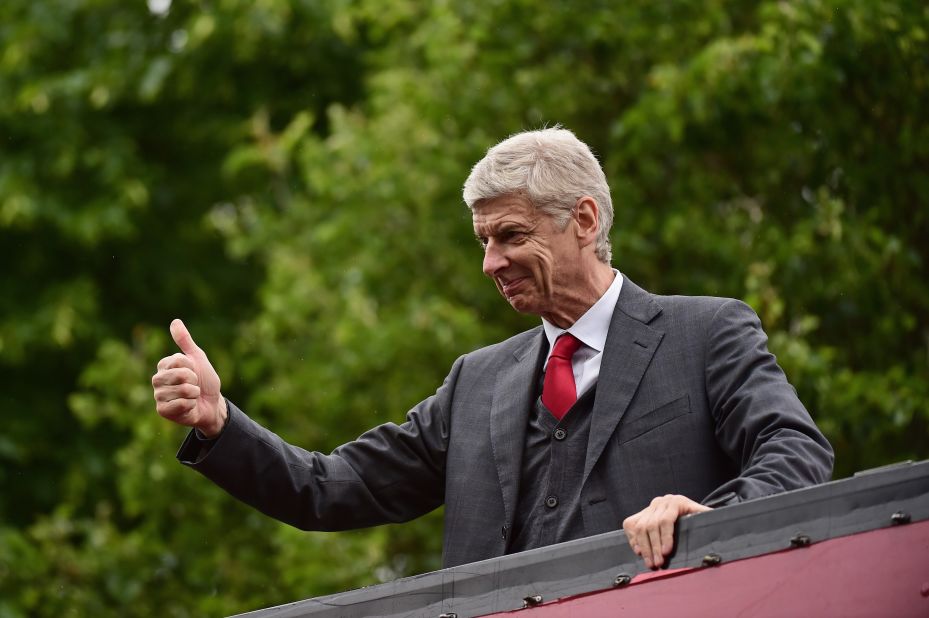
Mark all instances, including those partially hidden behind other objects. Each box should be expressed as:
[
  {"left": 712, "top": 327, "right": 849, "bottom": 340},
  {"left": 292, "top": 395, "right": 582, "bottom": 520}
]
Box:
[{"left": 542, "top": 333, "right": 582, "bottom": 420}]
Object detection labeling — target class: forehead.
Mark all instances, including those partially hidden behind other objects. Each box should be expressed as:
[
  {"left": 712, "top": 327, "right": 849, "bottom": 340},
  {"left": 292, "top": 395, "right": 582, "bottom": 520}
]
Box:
[{"left": 471, "top": 194, "right": 539, "bottom": 231}]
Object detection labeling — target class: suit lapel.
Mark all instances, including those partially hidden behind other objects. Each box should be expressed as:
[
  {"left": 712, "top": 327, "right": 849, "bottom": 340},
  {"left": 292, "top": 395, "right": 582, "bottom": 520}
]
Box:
[
  {"left": 583, "top": 279, "right": 665, "bottom": 487},
  {"left": 490, "top": 328, "right": 546, "bottom": 529}
]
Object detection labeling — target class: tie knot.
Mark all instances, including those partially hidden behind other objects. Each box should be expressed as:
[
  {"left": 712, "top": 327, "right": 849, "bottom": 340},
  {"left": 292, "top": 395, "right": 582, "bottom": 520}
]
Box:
[{"left": 551, "top": 333, "right": 582, "bottom": 360}]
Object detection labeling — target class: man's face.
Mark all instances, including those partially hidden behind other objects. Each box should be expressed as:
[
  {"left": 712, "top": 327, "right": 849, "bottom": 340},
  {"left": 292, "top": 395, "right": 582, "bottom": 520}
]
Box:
[{"left": 472, "top": 194, "right": 581, "bottom": 321}]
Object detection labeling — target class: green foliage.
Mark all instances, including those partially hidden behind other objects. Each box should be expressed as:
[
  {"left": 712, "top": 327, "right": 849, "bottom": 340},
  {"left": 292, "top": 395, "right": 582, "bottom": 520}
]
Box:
[{"left": 1, "top": 0, "right": 926, "bottom": 614}]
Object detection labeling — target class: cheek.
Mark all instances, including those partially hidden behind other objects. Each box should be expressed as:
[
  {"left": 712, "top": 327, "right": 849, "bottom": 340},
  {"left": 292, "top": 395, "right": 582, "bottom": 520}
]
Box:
[
  {"left": 531, "top": 251, "right": 555, "bottom": 280},
  {"left": 523, "top": 241, "right": 553, "bottom": 269}
]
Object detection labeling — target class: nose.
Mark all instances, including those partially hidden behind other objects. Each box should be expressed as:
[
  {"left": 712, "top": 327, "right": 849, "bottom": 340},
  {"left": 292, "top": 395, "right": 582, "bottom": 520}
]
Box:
[{"left": 482, "top": 240, "right": 508, "bottom": 277}]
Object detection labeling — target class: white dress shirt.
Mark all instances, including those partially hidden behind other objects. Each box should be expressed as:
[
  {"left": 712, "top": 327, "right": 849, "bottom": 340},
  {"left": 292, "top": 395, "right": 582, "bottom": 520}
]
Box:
[{"left": 541, "top": 270, "right": 623, "bottom": 398}]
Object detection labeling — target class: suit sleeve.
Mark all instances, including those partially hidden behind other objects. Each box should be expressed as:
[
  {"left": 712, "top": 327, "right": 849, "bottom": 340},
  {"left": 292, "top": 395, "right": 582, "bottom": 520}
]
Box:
[
  {"left": 701, "top": 300, "right": 834, "bottom": 505},
  {"left": 176, "top": 356, "right": 464, "bottom": 530}
]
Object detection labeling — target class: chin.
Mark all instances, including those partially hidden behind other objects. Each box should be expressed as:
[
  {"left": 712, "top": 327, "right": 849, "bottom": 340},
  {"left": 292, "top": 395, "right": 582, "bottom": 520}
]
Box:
[{"left": 506, "top": 296, "right": 538, "bottom": 315}]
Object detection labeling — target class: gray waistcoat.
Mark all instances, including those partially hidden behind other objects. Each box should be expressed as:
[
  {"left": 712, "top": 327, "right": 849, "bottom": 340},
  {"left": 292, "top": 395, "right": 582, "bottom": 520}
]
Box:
[{"left": 508, "top": 387, "right": 598, "bottom": 553}]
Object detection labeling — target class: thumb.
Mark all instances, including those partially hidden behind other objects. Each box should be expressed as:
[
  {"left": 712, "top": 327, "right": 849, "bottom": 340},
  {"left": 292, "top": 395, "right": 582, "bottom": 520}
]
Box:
[{"left": 170, "top": 318, "right": 205, "bottom": 360}]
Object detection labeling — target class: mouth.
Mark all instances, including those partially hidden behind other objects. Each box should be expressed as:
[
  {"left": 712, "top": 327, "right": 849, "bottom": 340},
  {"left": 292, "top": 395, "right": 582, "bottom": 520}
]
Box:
[{"left": 499, "top": 277, "right": 527, "bottom": 298}]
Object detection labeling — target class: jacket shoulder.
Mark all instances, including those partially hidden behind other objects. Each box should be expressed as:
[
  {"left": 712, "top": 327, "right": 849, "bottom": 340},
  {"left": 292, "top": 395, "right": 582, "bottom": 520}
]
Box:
[
  {"left": 461, "top": 326, "right": 542, "bottom": 365},
  {"left": 649, "top": 292, "right": 757, "bottom": 327}
]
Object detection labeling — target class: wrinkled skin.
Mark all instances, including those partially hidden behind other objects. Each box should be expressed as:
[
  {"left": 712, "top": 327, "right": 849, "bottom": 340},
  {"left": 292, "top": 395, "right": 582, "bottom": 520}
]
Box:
[
  {"left": 623, "top": 494, "right": 711, "bottom": 569},
  {"left": 472, "top": 194, "right": 611, "bottom": 328},
  {"left": 152, "top": 319, "right": 227, "bottom": 437}
]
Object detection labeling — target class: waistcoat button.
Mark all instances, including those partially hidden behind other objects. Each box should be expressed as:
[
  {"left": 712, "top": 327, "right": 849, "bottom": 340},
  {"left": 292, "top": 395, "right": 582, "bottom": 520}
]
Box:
[
  {"left": 545, "top": 496, "right": 558, "bottom": 508},
  {"left": 553, "top": 428, "right": 567, "bottom": 440}
]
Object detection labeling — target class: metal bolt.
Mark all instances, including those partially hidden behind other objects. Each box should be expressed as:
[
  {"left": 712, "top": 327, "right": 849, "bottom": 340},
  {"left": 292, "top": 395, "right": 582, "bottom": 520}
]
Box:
[
  {"left": 522, "top": 595, "right": 543, "bottom": 608},
  {"left": 891, "top": 511, "right": 911, "bottom": 525},
  {"left": 790, "top": 533, "right": 812, "bottom": 548},
  {"left": 702, "top": 553, "right": 722, "bottom": 567},
  {"left": 613, "top": 573, "right": 632, "bottom": 587}
]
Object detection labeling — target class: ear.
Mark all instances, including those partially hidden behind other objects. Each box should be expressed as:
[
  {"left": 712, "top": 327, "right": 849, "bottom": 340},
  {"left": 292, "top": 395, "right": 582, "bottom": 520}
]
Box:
[{"left": 573, "top": 196, "right": 600, "bottom": 248}]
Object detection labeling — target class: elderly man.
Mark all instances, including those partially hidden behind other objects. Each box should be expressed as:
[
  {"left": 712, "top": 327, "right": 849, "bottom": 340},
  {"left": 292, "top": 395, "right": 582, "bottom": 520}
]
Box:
[{"left": 152, "top": 128, "right": 833, "bottom": 570}]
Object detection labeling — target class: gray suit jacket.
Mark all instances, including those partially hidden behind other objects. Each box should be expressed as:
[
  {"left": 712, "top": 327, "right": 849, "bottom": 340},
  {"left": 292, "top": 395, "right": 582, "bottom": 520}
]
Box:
[{"left": 179, "top": 278, "right": 833, "bottom": 567}]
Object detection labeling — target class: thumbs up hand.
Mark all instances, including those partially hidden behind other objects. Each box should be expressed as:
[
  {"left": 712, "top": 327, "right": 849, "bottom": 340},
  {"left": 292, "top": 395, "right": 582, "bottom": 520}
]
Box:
[{"left": 152, "top": 319, "right": 228, "bottom": 437}]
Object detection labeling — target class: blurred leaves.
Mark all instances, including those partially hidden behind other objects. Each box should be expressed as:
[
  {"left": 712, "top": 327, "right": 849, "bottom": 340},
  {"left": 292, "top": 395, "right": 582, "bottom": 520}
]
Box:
[{"left": 1, "top": 0, "right": 927, "bottom": 615}]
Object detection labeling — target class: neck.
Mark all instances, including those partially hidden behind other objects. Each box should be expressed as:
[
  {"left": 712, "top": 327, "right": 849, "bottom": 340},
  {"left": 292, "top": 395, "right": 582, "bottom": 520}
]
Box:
[{"left": 542, "top": 262, "right": 615, "bottom": 329}]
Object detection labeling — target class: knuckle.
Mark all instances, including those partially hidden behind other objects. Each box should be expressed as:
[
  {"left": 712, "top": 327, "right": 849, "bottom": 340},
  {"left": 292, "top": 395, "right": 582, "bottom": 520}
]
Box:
[
  {"left": 163, "top": 368, "right": 189, "bottom": 386},
  {"left": 165, "top": 353, "right": 190, "bottom": 369},
  {"left": 181, "top": 384, "right": 200, "bottom": 398},
  {"left": 159, "top": 399, "right": 195, "bottom": 421}
]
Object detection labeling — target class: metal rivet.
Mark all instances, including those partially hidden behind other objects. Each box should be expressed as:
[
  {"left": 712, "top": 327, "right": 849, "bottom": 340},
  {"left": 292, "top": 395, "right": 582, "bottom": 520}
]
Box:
[
  {"left": 613, "top": 573, "right": 632, "bottom": 587},
  {"left": 790, "top": 533, "right": 811, "bottom": 548},
  {"left": 702, "top": 553, "right": 722, "bottom": 567},
  {"left": 891, "top": 511, "right": 911, "bottom": 525},
  {"left": 522, "top": 595, "right": 543, "bottom": 608}
]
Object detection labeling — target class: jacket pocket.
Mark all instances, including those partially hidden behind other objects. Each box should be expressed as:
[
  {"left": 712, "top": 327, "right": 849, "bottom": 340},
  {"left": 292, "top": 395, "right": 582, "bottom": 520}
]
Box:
[{"left": 618, "top": 394, "right": 691, "bottom": 444}]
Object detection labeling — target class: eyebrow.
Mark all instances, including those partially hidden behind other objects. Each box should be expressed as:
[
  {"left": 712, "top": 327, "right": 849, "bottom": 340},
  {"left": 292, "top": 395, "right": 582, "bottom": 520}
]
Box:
[
  {"left": 474, "top": 224, "right": 524, "bottom": 242},
  {"left": 474, "top": 220, "right": 531, "bottom": 234}
]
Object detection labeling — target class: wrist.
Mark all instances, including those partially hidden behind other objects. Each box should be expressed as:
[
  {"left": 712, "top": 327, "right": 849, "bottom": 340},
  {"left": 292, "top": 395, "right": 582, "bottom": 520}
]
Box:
[{"left": 198, "top": 398, "right": 228, "bottom": 438}]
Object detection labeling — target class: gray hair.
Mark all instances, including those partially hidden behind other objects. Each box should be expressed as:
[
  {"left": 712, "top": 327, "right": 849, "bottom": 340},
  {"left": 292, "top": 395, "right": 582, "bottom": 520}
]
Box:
[{"left": 463, "top": 127, "right": 613, "bottom": 263}]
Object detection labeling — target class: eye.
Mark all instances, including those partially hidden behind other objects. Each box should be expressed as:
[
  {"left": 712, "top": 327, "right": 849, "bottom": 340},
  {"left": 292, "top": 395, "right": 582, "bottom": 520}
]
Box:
[
  {"left": 476, "top": 236, "right": 488, "bottom": 249},
  {"left": 503, "top": 230, "right": 527, "bottom": 243}
]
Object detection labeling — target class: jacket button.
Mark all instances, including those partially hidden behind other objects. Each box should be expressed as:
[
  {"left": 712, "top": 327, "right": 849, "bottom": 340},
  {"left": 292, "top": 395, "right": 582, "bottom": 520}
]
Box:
[
  {"left": 545, "top": 496, "right": 558, "bottom": 508},
  {"left": 553, "top": 428, "right": 567, "bottom": 440}
]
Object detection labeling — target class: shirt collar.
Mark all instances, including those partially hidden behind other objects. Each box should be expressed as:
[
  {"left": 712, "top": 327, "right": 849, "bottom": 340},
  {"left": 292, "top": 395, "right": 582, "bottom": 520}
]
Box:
[{"left": 542, "top": 270, "right": 623, "bottom": 354}]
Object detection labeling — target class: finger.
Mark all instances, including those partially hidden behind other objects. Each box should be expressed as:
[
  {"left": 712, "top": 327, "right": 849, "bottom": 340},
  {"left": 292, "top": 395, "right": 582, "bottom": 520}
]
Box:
[
  {"left": 622, "top": 515, "right": 641, "bottom": 553},
  {"left": 158, "top": 353, "right": 195, "bottom": 372},
  {"left": 646, "top": 523, "right": 664, "bottom": 568},
  {"left": 622, "top": 515, "right": 636, "bottom": 539},
  {"left": 170, "top": 319, "right": 205, "bottom": 360},
  {"left": 637, "top": 528, "right": 653, "bottom": 567},
  {"left": 659, "top": 515, "right": 676, "bottom": 557},
  {"left": 154, "top": 383, "right": 201, "bottom": 403},
  {"left": 681, "top": 500, "right": 713, "bottom": 516},
  {"left": 632, "top": 513, "right": 653, "bottom": 566},
  {"left": 152, "top": 367, "right": 199, "bottom": 388},
  {"left": 625, "top": 513, "right": 655, "bottom": 566},
  {"left": 156, "top": 398, "right": 197, "bottom": 422}
]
